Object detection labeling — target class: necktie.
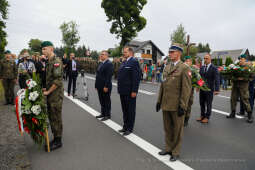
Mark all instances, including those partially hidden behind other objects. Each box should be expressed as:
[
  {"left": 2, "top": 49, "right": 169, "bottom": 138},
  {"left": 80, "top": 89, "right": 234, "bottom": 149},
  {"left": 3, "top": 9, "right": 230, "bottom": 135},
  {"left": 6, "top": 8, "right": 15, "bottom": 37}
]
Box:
[
  {"left": 205, "top": 65, "right": 207, "bottom": 73},
  {"left": 98, "top": 62, "right": 103, "bottom": 71}
]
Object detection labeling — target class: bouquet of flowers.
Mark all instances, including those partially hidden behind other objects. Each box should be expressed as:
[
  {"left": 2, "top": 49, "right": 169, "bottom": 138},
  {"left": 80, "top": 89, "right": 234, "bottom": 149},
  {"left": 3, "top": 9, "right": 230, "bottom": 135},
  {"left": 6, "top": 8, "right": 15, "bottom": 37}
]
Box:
[
  {"left": 16, "top": 73, "right": 48, "bottom": 146},
  {"left": 190, "top": 66, "right": 210, "bottom": 91},
  {"left": 220, "top": 64, "right": 255, "bottom": 81}
]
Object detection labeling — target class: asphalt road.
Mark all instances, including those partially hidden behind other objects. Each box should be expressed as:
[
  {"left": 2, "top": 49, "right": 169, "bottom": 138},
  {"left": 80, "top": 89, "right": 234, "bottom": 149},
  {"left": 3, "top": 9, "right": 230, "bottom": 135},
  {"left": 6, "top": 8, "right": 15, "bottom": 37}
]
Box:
[{"left": 24, "top": 74, "right": 255, "bottom": 170}]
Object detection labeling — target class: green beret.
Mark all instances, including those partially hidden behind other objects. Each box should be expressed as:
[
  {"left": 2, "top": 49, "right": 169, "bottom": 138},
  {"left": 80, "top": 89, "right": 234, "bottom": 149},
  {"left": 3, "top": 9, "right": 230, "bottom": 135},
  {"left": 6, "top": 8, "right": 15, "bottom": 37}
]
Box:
[
  {"left": 184, "top": 56, "right": 191, "bottom": 60},
  {"left": 240, "top": 54, "right": 246, "bottom": 59},
  {"left": 4, "top": 50, "right": 11, "bottom": 54},
  {"left": 41, "top": 41, "right": 54, "bottom": 48}
]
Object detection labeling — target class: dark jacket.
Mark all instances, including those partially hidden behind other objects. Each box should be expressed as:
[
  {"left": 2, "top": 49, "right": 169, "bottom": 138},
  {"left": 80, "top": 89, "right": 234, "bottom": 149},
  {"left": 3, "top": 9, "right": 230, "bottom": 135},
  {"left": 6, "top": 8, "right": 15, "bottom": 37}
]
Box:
[
  {"left": 66, "top": 59, "right": 79, "bottom": 77},
  {"left": 117, "top": 57, "right": 141, "bottom": 95},
  {"left": 95, "top": 60, "right": 113, "bottom": 91},
  {"left": 200, "top": 64, "right": 220, "bottom": 92}
]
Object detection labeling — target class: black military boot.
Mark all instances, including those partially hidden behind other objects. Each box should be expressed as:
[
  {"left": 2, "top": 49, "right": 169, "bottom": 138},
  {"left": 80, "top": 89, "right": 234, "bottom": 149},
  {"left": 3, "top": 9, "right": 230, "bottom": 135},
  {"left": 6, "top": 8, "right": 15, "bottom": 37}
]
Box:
[
  {"left": 247, "top": 112, "right": 253, "bottom": 123},
  {"left": 50, "top": 137, "right": 62, "bottom": 151},
  {"left": 226, "top": 111, "right": 236, "bottom": 119},
  {"left": 45, "top": 139, "right": 55, "bottom": 152}
]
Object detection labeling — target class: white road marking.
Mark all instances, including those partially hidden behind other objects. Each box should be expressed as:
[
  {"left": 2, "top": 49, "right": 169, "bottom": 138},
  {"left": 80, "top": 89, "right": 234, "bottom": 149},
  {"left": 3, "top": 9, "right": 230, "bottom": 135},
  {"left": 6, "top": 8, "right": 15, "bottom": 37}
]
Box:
[
  {"left": 217, "top": 95, "right": 230, "bottom": 99},
  {"left": 85, "top": 76, "right": 156, "bottom": 96},
  {"left": 64, "top": 92, "right": 194, "bottom": 170},
  {"left": 212, "top": 109, "right": 244, "bottom": 119}
]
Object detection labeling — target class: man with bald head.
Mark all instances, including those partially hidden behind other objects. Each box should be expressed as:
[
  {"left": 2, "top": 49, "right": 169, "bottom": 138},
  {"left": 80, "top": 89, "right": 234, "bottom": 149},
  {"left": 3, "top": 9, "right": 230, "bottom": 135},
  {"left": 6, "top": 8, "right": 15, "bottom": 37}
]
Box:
[{"left": 197, "top": 53, "right": 220, "bottom": 124}]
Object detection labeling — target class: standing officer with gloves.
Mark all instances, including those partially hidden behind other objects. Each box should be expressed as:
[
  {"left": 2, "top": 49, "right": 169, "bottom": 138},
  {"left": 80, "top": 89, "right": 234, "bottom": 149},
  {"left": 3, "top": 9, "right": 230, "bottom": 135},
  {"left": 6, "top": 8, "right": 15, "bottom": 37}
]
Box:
[{"left": 156, "top": 43, "right": 192, "bottom": 162}]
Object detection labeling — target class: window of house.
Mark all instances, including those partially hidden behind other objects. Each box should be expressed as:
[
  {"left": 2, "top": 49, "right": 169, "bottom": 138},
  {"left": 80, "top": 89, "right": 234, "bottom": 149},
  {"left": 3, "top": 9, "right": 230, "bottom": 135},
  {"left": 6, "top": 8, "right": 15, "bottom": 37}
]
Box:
[
  {"left": 147, "top": 50, "right": 151, "bottom": 54},
  {"left": 142, "top": 49, "right": 145, "bottom": 54}
]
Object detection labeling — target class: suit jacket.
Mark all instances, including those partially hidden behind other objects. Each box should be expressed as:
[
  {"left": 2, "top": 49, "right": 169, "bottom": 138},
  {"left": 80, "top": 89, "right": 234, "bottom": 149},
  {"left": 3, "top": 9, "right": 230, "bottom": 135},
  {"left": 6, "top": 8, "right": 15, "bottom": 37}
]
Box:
[
  {"left": 95, "top": 60, "right": 114, "bottom": 91},
  {"left": 157, "top": 61, "right": 192, "bottom": 111},
  {"left": 117, "top": 57, "right": 141, "bottom": 95},
  {"left": 199, "top": 64, "right": 220, "bottom": 92},
  {"left": 67, "top": 59, "right": 79, "bottom": 77}
]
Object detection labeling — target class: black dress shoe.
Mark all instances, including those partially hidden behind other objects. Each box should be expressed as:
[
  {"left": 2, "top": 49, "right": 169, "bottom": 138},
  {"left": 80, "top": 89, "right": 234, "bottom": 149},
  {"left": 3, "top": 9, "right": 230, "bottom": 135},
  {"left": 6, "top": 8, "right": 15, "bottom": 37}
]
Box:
[
  {"left": 158, "top": 151, "right": 172, "bottom": 156},
  {"left": 101, "top": 116, "right": 110, "bottom": 121},
  {"left": 123, "top": 131, "right": 131, "bottom": 136},
  {"left": 237, "top": 112, "right": 245, "bottom": 116},
  {"left": 118, "top": 128, "right": 126, "bottom": 133},
  {"left": 170, "top": 155, "right": 179, "bottom": 162},
  {"left": 96, "top": 115, "right": 104, "bottom": 119}
]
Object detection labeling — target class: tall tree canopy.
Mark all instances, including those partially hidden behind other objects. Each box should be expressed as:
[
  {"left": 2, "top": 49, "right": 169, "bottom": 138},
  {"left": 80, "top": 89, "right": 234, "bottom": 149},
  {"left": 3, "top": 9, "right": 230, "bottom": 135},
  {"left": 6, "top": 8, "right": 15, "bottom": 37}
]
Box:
[
  {"left": 197, "top": 43, "right": 211, "bottom": 53},
  {"left": 59, "top": 21, "right": 80, "bottom": 54},
  {"left": 170, "top": 24, "right": 198, "bottom": 58},
  {"left": 28, "top": 38, "right": 42, "bottom": 53},
  {"left": 0, "top": 0, "right": 9, "bottom": 57},
  {"left": 170, "top": 24, "right": 186, "bottom": 45},
  {"left": 101, "top": 0, "right": 147, "bottom": 48}
]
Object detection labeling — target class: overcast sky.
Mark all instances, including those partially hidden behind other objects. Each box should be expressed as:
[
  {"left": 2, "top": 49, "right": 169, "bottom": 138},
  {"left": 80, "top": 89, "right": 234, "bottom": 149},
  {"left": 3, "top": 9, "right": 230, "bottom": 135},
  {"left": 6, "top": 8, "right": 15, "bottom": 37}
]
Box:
[{"left": 5, "top": 0, "right": 255, "bottom": 55}]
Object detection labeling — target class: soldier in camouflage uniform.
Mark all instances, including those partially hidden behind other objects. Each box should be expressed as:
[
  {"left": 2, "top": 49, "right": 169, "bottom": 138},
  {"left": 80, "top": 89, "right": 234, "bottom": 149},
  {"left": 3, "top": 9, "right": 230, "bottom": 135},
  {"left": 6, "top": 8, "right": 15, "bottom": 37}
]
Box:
[
  {"left": 0, "top": 50, "right": 18, "bottom": 105},
  {"left": 41, "top": 41, "right": 64, "bottom": 151},
  {"left": 227, "top": 54, "right": 253, "bottom": 123}
]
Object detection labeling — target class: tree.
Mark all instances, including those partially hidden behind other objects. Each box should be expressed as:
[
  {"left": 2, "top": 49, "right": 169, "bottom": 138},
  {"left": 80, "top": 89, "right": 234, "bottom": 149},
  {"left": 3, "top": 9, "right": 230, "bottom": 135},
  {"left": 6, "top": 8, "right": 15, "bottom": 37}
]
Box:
[
  {"left": 76, "top": 45, "right": 87, "bottom": 58},
  {"left": 59, "top": 21, "right": 80, "bottom": 55},
  {"left": 170, "top": 24, "right": 186, "bottom": 44},
  {"left": 54, "top": 46, "right": 65, "bottom": 58},
  {"left": 109, "top": 46, "right": 122, "bottom": 58},
  {"left": 0, "top": 0, "right": 9, "bottom": 58},
  {"left": 225, "top": 57, "right": 233, "bottom": 66},
  {"left": 101, "top": 0, "right": 147, "bottom": 48},
  {"left": 197, "top": 43, "right": 211, "bottom": 53},
  {"left": 90, "top": 50, "right": 99, "bottom": 60},
  {"left": 28, "top": 39, "right": 42, "bottom": 53}
]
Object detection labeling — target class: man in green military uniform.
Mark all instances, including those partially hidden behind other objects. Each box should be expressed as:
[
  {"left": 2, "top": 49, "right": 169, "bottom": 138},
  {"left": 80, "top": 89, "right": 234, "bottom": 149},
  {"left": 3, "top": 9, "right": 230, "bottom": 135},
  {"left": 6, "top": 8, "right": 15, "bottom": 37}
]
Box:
[
  {"left": 227, "top": 54, "right": 253, "bottom": 123},
  {"left": 156, "top": 43, "right": 192, "bottom": 161},
  {"left": 183, "top": 56, "right": 194, "bottom": 127},
  {"left": 0, "top": 50, "right": 18, "bottom": 105},
  {"left": 41, "top": 41, "right": 64, "bottom": 151}
]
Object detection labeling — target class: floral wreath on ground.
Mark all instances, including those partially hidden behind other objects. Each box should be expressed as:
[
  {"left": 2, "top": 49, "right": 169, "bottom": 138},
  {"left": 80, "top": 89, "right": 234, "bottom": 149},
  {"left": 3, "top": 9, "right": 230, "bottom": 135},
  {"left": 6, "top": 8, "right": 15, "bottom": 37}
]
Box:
[{"left": 17, "top": 73, "right": 48, "bottom": 146}]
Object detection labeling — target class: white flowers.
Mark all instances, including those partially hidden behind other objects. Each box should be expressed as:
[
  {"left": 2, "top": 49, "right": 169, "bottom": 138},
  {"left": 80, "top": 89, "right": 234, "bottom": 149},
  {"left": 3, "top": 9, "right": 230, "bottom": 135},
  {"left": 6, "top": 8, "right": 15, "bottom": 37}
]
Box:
[
  {"left": 31, "top": 105, "right": 41, "bottom": 115},
  {"left": 17, "top": 89, "right": 26, "bottom": 99},
  {"left": 229, "top": 64, "right": 235, "bottom": 69},
  {"left": 26, "top": 79, "right": 37, "bottom": 89},
  {"left": 29, "top": 91, "right": 39, "bottom": 101}
]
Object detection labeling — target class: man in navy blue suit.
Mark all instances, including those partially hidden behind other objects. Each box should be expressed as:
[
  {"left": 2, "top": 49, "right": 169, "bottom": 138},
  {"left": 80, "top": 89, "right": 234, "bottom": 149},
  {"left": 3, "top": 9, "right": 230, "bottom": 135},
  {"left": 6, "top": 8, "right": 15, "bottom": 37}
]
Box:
[
  {"left": 95, "top": 51, "right": 114, "bottom": 121},
  {"left": 197, "top": 53, "right": 220, "bottom": 123},
  {"left": 117, "top": 47, "right": 141, "bottom": 136}
]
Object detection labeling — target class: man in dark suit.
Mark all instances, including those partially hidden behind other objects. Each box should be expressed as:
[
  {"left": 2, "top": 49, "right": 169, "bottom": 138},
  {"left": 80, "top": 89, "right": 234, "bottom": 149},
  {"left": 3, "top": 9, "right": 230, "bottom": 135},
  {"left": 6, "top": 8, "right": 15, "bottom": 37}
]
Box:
[
  {"left": 95, "top": 51, "right": 113, "bottom": 121},
  {"left": 117, "top": 47, "right": 141, "bottom": 136},
  {"left": 197, "top": 53, "right": 220, "bottom": 123},
  {"left": 67, "top": 53, "right": 79, "bottom": 97}
]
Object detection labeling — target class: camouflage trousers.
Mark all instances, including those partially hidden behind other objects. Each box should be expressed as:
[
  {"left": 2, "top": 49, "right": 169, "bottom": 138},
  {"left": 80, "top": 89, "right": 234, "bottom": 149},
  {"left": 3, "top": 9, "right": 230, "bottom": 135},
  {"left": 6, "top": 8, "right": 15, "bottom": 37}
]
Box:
[
  {"left": 47, "top": 93, "right": 63, "bottom": 138},
  {"left": 231, "top": 81, "right": 251, "bottom": 113},
  {"left": 2, "top": 79, "right": 15, "bottom": 103},
  {"left": 162, "top": 111, "right": 185, "bottom": 156}
]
